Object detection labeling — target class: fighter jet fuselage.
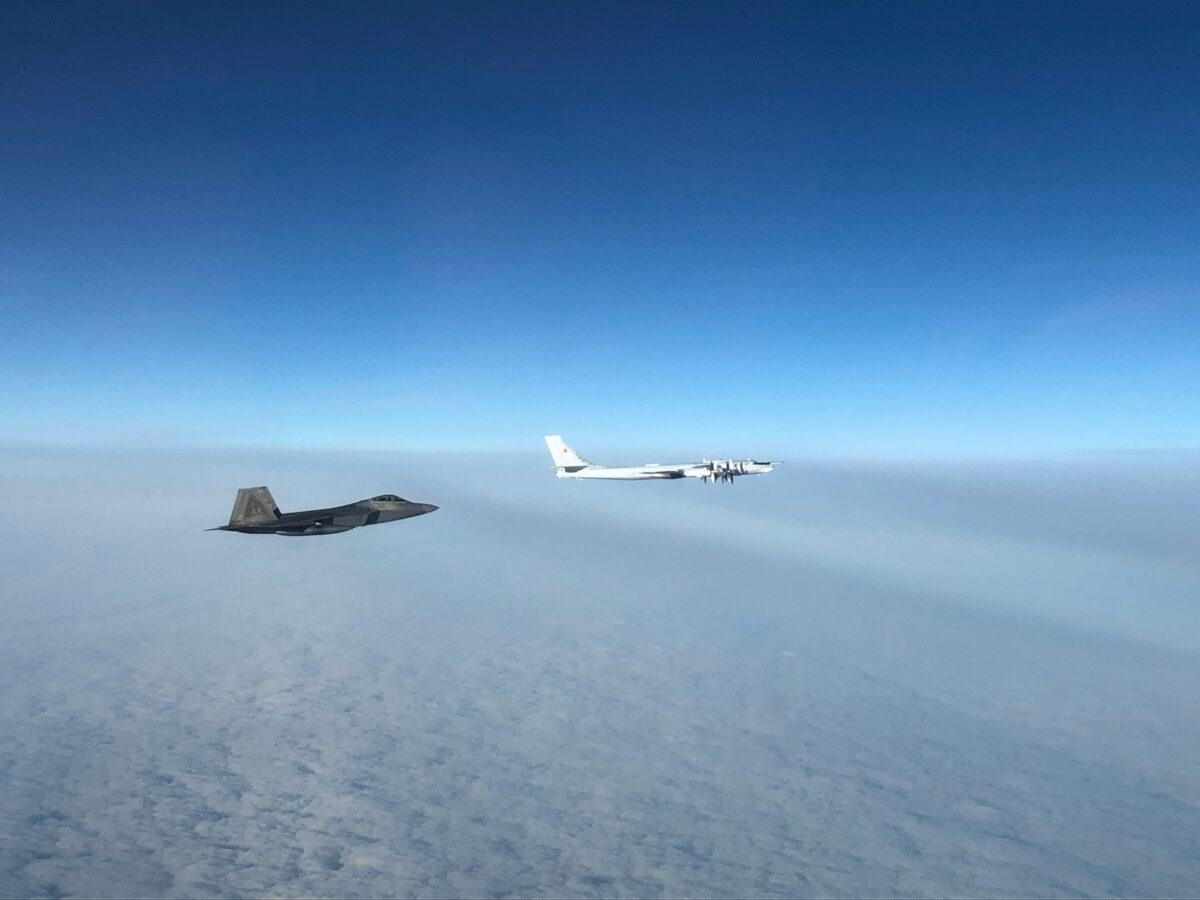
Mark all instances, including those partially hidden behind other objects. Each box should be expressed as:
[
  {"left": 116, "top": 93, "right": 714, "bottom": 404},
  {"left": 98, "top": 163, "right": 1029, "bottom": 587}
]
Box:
[
  {"left": 544, "top": 436, "right": 776, "bottom": 484},
  {"left": 209, "top": 487, "right": 437, "bottom": 535}
]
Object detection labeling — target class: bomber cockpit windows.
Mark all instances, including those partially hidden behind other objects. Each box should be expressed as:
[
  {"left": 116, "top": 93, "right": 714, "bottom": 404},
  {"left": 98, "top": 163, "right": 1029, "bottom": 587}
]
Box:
[{"left": 371, "top": 494, "right": 406, "bottom": 502}]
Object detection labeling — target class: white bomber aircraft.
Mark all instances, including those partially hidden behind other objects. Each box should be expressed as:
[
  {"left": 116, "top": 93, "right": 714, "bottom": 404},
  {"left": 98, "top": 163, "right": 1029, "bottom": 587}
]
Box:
[{"left": 544, "top": 435, "right": 776, "bottom": 484}]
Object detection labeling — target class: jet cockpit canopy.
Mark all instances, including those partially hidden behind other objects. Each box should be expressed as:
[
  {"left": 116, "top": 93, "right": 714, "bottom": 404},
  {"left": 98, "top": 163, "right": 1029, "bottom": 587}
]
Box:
[{"left": 371, "top": 494, "right": 407, "bottom": 502}]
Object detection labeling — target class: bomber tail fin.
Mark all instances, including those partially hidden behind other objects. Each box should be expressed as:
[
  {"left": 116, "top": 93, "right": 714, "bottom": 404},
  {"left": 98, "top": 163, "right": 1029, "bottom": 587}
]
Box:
[
  {"left": 228, "top": 486, "right": 281, "bottom": 526},
  {"left": 544, "top": 435, "right": 590, "bottom": 469}
]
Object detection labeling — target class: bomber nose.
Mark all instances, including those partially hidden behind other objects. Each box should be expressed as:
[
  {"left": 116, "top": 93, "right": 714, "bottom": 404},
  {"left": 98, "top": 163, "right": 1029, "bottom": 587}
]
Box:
[{"left": 420, "top": 503, "right": 439, "bottom": 514}]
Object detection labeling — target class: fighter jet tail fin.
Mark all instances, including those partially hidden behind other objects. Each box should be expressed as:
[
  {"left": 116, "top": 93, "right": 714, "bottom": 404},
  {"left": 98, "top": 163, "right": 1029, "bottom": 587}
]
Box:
[
  {"left": 228, "top": 486, "right": 281, "bottom": 526},
  {"left": 544, "top": 435, "right": 590, "bottom": 469}
]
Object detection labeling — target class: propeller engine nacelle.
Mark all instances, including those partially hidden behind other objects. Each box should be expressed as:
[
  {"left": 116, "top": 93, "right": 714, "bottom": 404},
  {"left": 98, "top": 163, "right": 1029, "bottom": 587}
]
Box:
[{"left": 700, "top": 458, "right": 772, "bottom": 483}]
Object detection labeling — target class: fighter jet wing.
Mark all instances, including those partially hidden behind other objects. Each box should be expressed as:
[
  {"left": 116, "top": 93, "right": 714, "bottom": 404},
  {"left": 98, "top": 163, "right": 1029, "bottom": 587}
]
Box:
[
  {"left": 271, "top": 513, "right": 337, "bottom": 533},
  {"left": 272, "top": 521, "right": 325, "bottom": 533}
]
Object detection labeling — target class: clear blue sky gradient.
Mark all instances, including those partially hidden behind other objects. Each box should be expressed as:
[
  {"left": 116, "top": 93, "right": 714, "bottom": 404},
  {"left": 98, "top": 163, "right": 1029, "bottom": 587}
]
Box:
[{"left": 2, "top": 2, "right": 1197, "bottom": 454}]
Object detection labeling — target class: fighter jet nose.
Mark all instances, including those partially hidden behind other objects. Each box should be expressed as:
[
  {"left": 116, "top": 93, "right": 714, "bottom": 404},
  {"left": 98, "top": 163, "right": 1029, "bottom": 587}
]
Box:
[{"left": 421, "top": 503, "right": 439, "bottom": 514}]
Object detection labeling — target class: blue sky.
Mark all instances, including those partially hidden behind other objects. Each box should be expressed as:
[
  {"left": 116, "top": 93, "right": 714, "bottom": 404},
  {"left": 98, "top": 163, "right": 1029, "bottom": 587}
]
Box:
[{"left": 1, "top": 1, "right": 1197, "bottom": 454}]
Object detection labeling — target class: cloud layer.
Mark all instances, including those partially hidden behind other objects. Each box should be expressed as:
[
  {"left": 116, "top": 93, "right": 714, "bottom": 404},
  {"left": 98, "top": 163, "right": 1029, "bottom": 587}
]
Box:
[{"left": 1, "top": 446, "right": 1198, "bottom": 897}]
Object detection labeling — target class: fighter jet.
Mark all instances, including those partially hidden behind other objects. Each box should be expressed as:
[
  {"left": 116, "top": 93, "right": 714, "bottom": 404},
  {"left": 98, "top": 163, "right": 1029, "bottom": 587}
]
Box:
[
  {"left": 208, "top": 486, "right": 438, "bottom": 535},
  {"left": 544, "top": 435, "right": 777, "bottom": 484}
]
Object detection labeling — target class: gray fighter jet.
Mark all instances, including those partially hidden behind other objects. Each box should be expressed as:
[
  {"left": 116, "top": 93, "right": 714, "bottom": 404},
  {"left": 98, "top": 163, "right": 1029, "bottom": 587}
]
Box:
[{"left": 208, "top": 486, "right": 438, "bottom": 536}]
